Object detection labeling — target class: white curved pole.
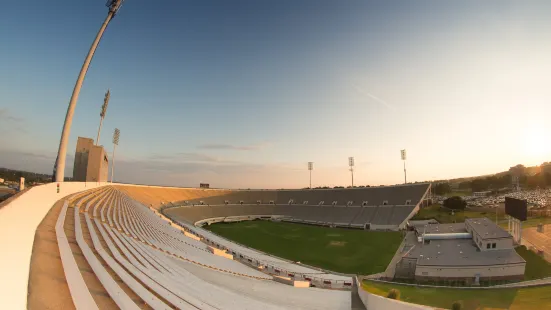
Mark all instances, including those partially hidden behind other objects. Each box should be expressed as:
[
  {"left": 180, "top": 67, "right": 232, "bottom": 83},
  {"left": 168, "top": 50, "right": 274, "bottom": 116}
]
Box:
[{"left": 53, "top": 12, "right": 114, "bottom": 182}]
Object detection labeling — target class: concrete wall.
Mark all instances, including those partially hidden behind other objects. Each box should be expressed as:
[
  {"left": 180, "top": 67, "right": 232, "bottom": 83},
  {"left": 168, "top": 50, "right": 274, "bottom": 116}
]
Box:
[
  {"left": 73, "top": 137, "right": 94, "bottom": 181},
  {"left": 395, "top": 257, "right": 417, "bottom": 279},
  {"left": 0, "top": 181, "right": 108, "bottom": 309},
  {"left": 272, "top": 276, "right": 310, "bottom": 288},
  {"left": 414, "top": 263, "right": 526, "bottom": 280},
  {"left": 207, "top": 246, "right": 234, "bottom": 259},
  {"left": 399, "top": 204, "right": 421, "bottom": 229},
  {"left": 184, "top": 231, "right": 201, "bottom": 241},
  {"left": 370, "top": 223, "right": 400, "bottom": 231},
  {"left": 357, "top": 277, "right": 433, "bottom": 310},
  {"left": 466, "top": 220, "right": 514, "bottom": 251},
  {"left": 480, "top": 237, "right": 513, "bottom": 251},
  {"left": 87, "top": 145, "right": 109, "bottom": 182},
  {"left": 73, "top": 137, "right": 108, "bottom": 182}
]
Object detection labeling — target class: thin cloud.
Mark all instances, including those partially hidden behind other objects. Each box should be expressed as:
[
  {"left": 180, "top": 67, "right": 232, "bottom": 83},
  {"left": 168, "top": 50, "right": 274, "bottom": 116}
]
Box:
[
  {"left": 0, "top": 108, "right": 24, "bottom": 122},
  {"left": 353, "top": 84, "right": 395, "bottom": 111},
  {"left": 147, "top": 152, "right": 239, "bottom": 165},
  {"left": 198, "top": 142, "right": 271, "bottom": 151}
]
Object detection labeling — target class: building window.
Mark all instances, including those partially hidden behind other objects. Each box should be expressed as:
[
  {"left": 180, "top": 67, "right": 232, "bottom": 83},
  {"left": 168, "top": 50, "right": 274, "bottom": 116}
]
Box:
[
  {"left": 487, "top": 243, "right": 491, "bottom": 249},
  {"left": 492, "top": 243, "right": 496, "bottom": 248}
]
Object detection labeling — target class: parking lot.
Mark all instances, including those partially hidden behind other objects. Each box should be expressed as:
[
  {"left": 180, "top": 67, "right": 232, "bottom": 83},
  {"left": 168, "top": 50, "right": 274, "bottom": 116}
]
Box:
[
  {"left": 436, "top": 188, "right": 551, "bottom": 209},
  {"left": 523, "top": 224, "right": 551, "bottom": 263}
]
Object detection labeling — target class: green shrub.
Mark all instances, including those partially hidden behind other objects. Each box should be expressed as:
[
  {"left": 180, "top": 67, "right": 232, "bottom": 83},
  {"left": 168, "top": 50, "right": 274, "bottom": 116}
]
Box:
[
  {"left": 451, "top": 301, "right": 463, "bottom": 310},
  {"left": 387, "top": 289, "right": 400, "bottom": 300}
]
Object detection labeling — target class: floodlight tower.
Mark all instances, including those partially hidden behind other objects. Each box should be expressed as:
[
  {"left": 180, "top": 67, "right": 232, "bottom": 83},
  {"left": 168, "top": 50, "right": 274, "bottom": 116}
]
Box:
[
  {"left": 111, "top": 128, "right": 120, "bottom": 183},
  {"left": 401, "top": 149, "right": 407, "bottom": 184},
  {"left": 96, "top": 89, "right": 110, "bottom": 145},
  {"left": 348, "top": 157, "right": 355, "bottom": 187},
  {"left": 308, "top": 162, "right": 313, "bottom": 189},
  {"left": 52, "top": 0, "right": 125, "bottom": 182}
]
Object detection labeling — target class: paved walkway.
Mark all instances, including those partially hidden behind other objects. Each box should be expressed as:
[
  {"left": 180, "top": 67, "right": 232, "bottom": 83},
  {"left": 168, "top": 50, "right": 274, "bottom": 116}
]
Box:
[
  {"left": 383, "top": 231, "right": 416, "bottom": 279},
  {"left": 522, "top": 226, "right": 551, "bottom": 263}
]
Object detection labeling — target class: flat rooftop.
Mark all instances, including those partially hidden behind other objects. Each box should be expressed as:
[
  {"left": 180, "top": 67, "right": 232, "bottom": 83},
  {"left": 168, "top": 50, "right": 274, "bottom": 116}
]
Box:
[
  {"left": 415, "top": 222, "right": 467, "bottom": 234},
  {"left": 465, "top": 218, "right": 511, "bottom": 240},
  {"left": 403, "top": 238, "right": 525, "bottom": 267}
]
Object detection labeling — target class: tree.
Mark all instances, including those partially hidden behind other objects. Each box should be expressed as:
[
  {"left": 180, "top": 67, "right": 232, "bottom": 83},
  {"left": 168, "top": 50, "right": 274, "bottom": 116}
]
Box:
[
  {"left": 433, "top": 182, "right": 452, "bottom": 195},
  {"left": 451, "top": 301, "right": 463, "bottom": 310},
  {"left": 458, "top": 181, "right": 471, "bottom": 190},
  {"left": 545, "top": 173, "right": 551, "bottom": 186},
  {"left": 443, "top": 196, "right": 467, "bottom": 210},
  {"left": 509, "top": 164, "right": 526, "bottom": 175},
  {"left": 387, "top": 289, "right": 400, "bottom": 300}
]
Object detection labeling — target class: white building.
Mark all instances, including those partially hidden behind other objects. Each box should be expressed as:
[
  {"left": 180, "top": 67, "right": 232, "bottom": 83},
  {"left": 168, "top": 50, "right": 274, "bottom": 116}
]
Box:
[{"left": 395, "top": 218, "right": 525, "bottom": 284}]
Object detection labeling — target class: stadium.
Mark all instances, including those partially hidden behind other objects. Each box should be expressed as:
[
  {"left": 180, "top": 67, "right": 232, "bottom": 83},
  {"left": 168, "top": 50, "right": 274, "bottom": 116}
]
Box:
[
  {"left": 4, "top": 1, "right": 551, "bottom": 310},
  {"left": 1, "top": 182, "right": 434, "bottom": 309},
  {"left": 3, "top": 180, "right": 550, "bottom": 310}
]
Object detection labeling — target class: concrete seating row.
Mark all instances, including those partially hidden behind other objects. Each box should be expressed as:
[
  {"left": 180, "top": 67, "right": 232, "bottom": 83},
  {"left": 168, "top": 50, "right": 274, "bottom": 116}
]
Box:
[
  {"left": 167, "top": 203, "right": 415, "bottom": 229},
  {"left": 56, "top": 186, "right": 353, "bottom": 309},
  {"left": 176, "top": 183, "right": 430, "bottom": 207}
]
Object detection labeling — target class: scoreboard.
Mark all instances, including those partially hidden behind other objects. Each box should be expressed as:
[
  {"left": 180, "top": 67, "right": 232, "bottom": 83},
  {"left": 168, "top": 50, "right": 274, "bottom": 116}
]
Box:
[{"left": 505, "top": 197, "right": 527, "bottom": 221}]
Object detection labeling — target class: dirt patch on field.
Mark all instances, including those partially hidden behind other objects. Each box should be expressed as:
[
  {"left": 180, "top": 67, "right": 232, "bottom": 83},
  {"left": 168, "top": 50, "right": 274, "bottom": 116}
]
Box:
[{"left": 328, "top": 241, "right": 347, "bottom": 247}]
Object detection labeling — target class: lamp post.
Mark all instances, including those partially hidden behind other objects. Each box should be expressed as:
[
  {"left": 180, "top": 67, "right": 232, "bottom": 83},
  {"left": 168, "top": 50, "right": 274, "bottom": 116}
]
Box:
[
  {"left": 52, "top": 0, "right": 125, "bottom": 182},
  {"left": 111, "top": 128, "right": 120, "bottom": 183},
  {"left": 348, "top": 157, "right": 354, "bottom": 187},
  {"left": 96, "top": 89, "right": 110, "bottom": 145},
  {"left": 401, "top": 149, "right": 407, "bottom": 184},
  {"left": 308, "top": 162, "right": 313, "bottom": 189}
]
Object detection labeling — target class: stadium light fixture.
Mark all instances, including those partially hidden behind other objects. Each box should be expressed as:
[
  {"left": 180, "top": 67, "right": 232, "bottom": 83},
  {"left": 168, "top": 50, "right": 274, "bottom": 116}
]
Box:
[
  {"left": 52, "top": 0, "right": 126, "bottom": 182},
  {"left": 96, "top": 89, "right": 110, "bottom": 146},
  {"left": 111, "top": 128, "right": 120, "bottom": 183},
  {"left": 308, "top": 162, "right": 313, "bottom": 189},
  {"left": 348, "top": 157, "right": 354, "bottom": 187},
  {"left": 401, "top": 149, "right": 407, "bottom": 184}
]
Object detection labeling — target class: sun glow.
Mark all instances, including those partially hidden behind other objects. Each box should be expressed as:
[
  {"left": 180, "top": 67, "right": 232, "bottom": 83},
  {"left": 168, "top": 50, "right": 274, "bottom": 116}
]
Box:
[{"left": 523, "top": 125, "right": 551, "bottom": 161}]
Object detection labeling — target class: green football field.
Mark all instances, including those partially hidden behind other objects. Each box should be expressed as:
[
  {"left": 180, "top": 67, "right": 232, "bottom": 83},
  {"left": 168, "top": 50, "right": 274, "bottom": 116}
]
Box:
[{"left": 205, "top": 220, "right": 404, "bottom": 275}]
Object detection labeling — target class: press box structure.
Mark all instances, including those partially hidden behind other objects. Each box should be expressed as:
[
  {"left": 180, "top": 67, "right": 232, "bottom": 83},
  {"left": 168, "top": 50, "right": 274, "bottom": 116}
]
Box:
[{"left": 73, "top": 137, "right": 109, "bottom": 182}]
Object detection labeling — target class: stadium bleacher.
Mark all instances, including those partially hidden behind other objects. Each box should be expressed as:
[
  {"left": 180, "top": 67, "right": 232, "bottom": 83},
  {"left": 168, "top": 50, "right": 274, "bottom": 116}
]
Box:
[
  {"left": 166, "top": 184, "right": 430, "bottom": 231},
  {"left": 36, "top": 186, "right": 353, "bottom": 309},
  {"left": 165, "top": 184, "right": 429, "bottom": 230},
  {"left": 172, "top": 184, "right": 430, "bottom": 208}
]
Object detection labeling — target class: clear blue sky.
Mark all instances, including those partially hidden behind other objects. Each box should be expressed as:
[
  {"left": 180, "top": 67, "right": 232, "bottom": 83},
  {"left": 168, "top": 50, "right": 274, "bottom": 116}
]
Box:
[{"left": 1, "top": 1, "right": 550, "bottom": 188}]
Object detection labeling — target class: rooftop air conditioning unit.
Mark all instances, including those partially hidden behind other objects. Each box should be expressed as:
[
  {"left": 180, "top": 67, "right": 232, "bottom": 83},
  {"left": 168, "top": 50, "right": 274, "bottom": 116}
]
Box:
[
  {"left": 319, "top": 201, "right": 324, "bottom": 206},
  {"left": 405, "top": 200, "right": 411, "bottom": 205},
  {"left": 303, "top": 201, "right": 308, "bottom": 205},
  {"left": 362, "top": 201, "right": 368, "bottom": 206},
  {"left": 269, "top": 200, "right": 275, "bottom": 205},
  {"left": 199, "top": 201, "right": 204, "bottom": 205},
  {"left": 257, "top": 200, "right": 261, "bottom": 205},
  {"left": 347, "top": 201, "right": 353, "bottom": 206},
  {"left": 383, "top": 200, "right": 388, "bottom": 205},
  {"left": 288, "top": 199, "right": 294, "bottom": 205},
  {"left": 240, "top": 200, "right": 244, "bottom": 205},
  {"left": 224, "top": 200, "right": 229, "bottom": 205},
  {"left": 332, "top": 201, "right": 337, "bottom": 206}
]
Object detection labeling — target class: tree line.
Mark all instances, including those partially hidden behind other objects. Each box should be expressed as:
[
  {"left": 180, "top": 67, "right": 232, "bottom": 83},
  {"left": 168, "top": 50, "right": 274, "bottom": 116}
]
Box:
[
  {"left": 433, "top": 163, "right": 551, "bottom": 195},
  {"left": 0, "top": 167, "right": 72, "bottom": 185}
]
